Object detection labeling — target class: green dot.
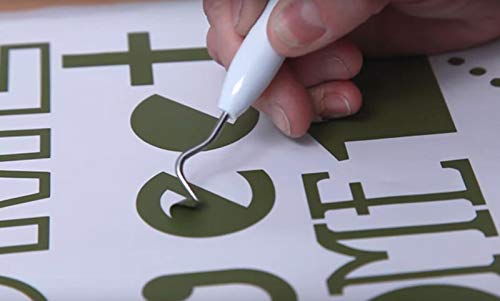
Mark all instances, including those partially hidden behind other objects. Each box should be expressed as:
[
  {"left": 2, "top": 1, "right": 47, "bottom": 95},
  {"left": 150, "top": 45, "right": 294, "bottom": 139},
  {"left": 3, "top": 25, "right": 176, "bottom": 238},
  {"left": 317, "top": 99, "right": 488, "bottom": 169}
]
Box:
[
  {"left": 448, "top": 57, "right": 465, "bottom": 66},
  {"left": 470, "top": 67, "right": 486, "bottom": 76},
  {"left": 491, "top": 78, "right": 500, "bottom": 87}
]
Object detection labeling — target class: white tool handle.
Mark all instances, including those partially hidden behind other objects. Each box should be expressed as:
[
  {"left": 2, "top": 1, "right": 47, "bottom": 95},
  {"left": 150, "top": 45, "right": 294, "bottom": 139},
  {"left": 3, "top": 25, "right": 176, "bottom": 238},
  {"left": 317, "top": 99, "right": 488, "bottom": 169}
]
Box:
[{"left": 217, "top": 0, "right": 285, "bottom": 119}]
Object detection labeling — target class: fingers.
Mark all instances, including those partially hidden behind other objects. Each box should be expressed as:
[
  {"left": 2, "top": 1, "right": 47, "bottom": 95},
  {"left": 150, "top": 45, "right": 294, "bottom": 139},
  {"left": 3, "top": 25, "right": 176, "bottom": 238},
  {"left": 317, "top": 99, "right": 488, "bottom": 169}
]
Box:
[
  {"left": 253, "top": 66, "right": 363, "bottom": 137},
  {"left": 289, "top": 39, "right": 362, "bottom": 87},
  {"left": 204, "top": 0, "right": 364, "bottom": 138},
  {"left": 308, "top": 80, "right": 362, "bottom": 121},
  {"left": 206, "top": 27, "right": 222, "bottom": 65},
  {"left": 254, "top": 65, "right": 315, "bottom": 138},
  {"left": 204, "top": 0, "right": 316, "bottom": 137},
  {"left": 233, "top": 0, "right": 268, "bottom": 36},
  {"left": 204, "top": 0, "right": 243, "bottom": 66},
  {"left": 203, "top": 0, "right": 232, "bottom": 28},
  {"left": 267, "top": 0, "right": 389, "bottom": 57},
  {"left": 204, "top": 0, "right": 267, "bottom": 35}
]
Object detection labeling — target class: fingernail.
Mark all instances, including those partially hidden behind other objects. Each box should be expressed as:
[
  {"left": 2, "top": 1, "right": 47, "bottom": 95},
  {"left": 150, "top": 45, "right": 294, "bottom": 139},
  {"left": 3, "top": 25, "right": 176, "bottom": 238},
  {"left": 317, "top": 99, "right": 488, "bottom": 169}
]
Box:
[
  {"left": 269, "top": 104, "right": 291, "bottom": 136},
  {"left": 322, "top": 94, "right": 352, "bottom": 119},
  {"left": 274, "top": 0, "right": 326, "bottom": 48},
  {"left": 330, "top": 56, "right": 353, "bottom": 78},
  {"left": 232, "top": 0, "right": 243, "bottom": 28}
]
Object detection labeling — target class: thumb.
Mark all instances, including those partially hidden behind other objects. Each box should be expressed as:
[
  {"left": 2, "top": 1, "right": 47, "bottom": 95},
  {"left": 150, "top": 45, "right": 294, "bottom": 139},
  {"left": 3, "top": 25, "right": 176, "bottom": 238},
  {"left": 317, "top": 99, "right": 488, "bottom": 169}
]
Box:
[{"left": 268, "top": 0, "right": 388, "bottom": 57}]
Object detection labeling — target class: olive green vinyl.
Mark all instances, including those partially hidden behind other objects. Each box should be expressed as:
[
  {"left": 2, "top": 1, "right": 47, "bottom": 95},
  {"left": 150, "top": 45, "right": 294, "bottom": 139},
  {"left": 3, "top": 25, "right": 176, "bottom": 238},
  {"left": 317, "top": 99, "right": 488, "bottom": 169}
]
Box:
[
  {"left": 143, "top": 269, "right": 297, "bottom": 301},
  {"left": 63, "top": 32, "right": 211, "bottom": 86},
  {"left": 131, "top": 94, "right": 259, "bottom": 152},
  {"left": 0, "top": 217, "right": 49, "bottom": 255},
  {"left": 370, "top": 285, "right": 500, "bottom": 301},
  {"left": 309, "top": 57, "right": 456, "bottom": 161},
  {"left": 0, "top": 44, "right": 50, "bottom": 115},
  {"left": 302, "top": 159, "right": 486, "bottom": 219},
  {"left": 302, "top": 158, "right": 499, "bottom": 295},
  {"left": 0, "top": 276, "right": 47, "bottom": 301},
  {"left": 0, "top": 129, "right": 50, "bottom": 162},
  {"left": 136, "top": 170, "right": 275, "bottom": 238}
]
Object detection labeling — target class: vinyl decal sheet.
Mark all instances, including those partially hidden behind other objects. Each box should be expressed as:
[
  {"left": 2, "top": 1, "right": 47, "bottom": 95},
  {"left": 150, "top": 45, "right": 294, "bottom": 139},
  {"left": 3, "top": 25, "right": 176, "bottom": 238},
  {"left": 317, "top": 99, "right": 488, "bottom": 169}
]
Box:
[{"left": 0, "top": 1, "right": 499, "bottom": 300}]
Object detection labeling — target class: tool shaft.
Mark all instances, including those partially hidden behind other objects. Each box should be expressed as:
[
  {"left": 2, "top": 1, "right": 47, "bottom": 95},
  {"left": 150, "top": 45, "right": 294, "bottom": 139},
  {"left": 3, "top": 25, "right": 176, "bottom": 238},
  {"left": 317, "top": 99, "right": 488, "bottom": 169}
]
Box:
[
  {"left": 217, "top": 0, "right": 283, "bottom": 119},
  {"left": 175, "top": 0, "right": 283, "bottom": 205}
]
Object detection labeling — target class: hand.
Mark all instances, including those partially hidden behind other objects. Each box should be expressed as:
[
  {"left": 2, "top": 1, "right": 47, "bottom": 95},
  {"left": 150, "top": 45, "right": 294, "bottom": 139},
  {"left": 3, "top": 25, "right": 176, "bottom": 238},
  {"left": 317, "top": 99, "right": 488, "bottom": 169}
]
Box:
[{"left": 204, "top": 0, "right": 500, "bottom": 137}]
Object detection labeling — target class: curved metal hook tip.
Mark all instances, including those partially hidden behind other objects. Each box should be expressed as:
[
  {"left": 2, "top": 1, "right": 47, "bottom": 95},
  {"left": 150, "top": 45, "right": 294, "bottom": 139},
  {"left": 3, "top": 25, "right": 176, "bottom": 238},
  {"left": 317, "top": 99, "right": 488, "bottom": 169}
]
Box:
[{"left": 174, "top": 112, "right": 229, "bottom": 206}]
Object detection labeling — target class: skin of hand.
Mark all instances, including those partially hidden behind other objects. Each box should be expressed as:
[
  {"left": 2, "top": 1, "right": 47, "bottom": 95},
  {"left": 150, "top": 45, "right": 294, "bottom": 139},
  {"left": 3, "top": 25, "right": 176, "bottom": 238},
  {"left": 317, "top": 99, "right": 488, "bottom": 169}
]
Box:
[{"left": 204, "top": 0, "right": 500, "bottom": 137}]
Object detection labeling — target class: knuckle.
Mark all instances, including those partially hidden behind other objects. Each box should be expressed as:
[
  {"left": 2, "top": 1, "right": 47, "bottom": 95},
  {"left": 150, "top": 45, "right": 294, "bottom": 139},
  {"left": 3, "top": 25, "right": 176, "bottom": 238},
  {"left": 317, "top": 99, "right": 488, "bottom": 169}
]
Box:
[{"left": 203, "top": 0, "right": 229, "bottom": 21}]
